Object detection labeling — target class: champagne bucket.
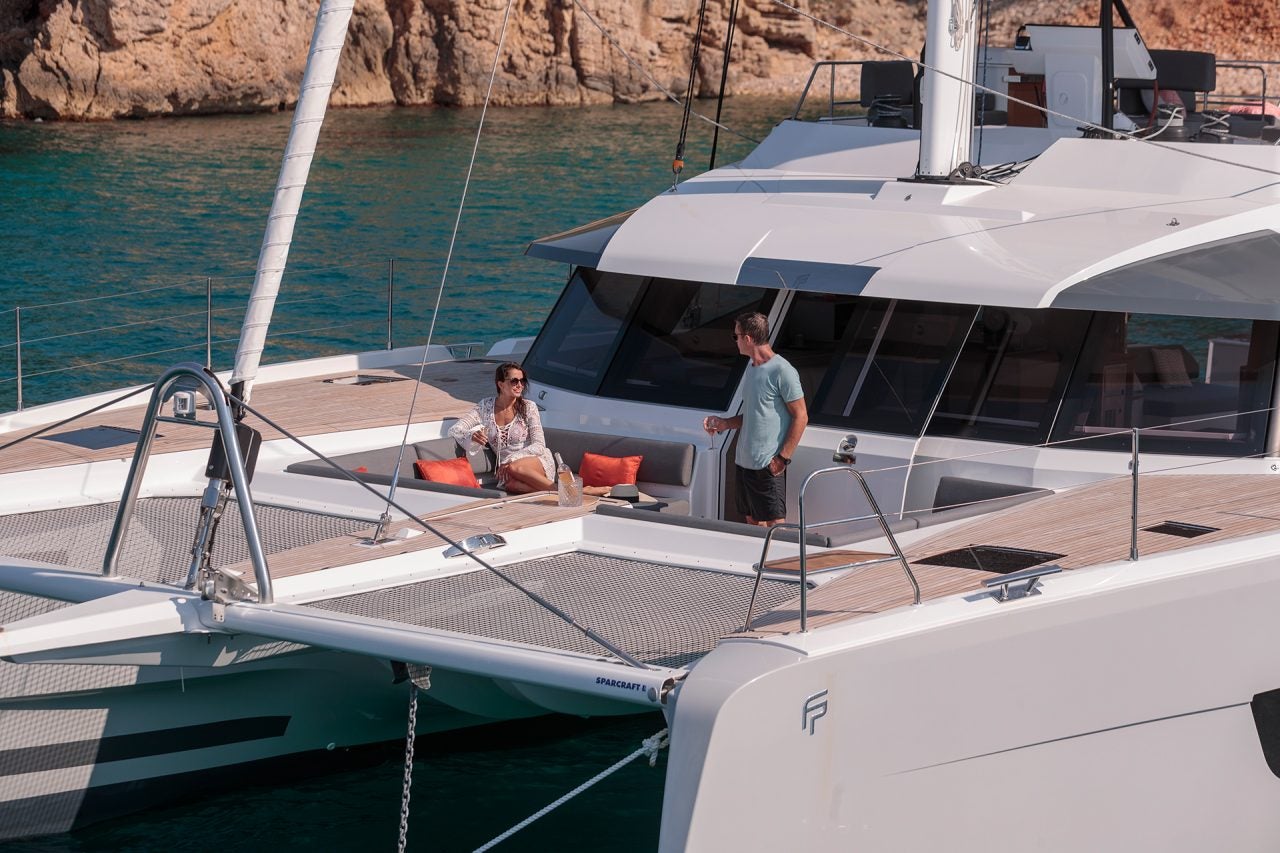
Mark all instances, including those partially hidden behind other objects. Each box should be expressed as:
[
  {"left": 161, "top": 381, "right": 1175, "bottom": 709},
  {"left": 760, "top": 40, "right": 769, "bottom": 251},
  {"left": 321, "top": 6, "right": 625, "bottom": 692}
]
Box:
[{"left": 557, "top": 474, "right": 583, "bottom": 507}]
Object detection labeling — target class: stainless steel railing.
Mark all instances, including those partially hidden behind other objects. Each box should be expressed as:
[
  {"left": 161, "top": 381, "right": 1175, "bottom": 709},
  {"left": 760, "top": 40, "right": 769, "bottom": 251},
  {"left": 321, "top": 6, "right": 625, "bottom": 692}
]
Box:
[
  {"left": 792, "top": 60, "right": 879, "bottom": 122},
  {"left": 744, "top": 465, "right": 920, "bottom": 633},
  {"left": 0, "top": 256, "right": 441, "bottom": 411}
]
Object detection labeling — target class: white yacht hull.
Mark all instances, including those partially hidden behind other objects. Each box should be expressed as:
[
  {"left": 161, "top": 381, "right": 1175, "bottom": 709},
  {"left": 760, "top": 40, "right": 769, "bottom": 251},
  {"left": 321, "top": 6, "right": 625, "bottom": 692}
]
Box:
[
  {"left": 0, "top": 636, "right": 485, "bottom": 838},
  {"left": 661, "top": 543, "right": 1280, "bottom": 850}
]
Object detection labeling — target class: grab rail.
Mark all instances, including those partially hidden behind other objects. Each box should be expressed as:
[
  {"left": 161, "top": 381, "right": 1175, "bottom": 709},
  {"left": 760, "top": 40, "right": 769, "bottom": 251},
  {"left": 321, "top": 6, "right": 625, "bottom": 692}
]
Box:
[
  {"left": 1208, "top": 59, "right": 1275, "bottom": 114},
  {"left": 103, "top": 362, "right": 273, "bottom": 603},
  {"left": 743, "top": 466, "right": 920, "bottom": 633},
  {"left": 792, "top": 60, "right": 874, "bottom": 122}
]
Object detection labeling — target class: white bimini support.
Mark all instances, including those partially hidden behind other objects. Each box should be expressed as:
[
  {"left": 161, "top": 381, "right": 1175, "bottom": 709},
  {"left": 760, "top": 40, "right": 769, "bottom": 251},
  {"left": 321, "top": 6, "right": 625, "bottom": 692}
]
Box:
[
  {"left": 230, "top": 0, "right": 356, "bottom": 401},
  {"left": 917, "top": 0, "right": 979, "bottom": 179}
]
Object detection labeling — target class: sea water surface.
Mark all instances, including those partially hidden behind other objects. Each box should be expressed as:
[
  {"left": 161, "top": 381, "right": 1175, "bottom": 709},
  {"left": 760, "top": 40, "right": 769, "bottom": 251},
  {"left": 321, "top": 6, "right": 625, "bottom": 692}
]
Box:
[{"left": 0, "top": 97, "right": 791, "bottom": 850}]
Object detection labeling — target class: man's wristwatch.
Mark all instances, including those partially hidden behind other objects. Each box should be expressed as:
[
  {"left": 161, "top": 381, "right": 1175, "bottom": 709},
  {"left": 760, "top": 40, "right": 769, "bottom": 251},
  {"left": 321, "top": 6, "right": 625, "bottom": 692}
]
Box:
[{"left": 775, "top": 454, "right": 791, "bottom": 466}]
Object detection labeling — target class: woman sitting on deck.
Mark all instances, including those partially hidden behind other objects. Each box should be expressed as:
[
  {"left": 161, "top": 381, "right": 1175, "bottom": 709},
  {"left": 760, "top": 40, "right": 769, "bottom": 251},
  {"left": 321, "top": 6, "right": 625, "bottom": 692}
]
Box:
[{"left": 449, "top": 362, "right": 555, "bottom": 494}]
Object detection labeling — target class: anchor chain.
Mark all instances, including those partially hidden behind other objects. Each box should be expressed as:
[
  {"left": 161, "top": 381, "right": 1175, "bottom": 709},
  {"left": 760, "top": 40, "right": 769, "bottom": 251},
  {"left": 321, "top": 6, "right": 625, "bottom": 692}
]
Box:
[{"left": 396, "top": 664, "right": 432, "bottom": 853}]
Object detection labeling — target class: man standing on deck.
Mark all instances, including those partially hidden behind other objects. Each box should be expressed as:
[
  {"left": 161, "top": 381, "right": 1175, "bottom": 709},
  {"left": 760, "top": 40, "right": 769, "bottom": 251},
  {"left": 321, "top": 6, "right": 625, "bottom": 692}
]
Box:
[{"left": 703, "top": 311, "right": 808, "bottom": 526}]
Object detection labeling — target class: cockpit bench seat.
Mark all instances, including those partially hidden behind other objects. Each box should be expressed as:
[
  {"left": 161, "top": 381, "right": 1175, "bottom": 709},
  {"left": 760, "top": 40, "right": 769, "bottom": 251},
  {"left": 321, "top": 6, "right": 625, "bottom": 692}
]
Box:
[{"left": 284, "top": 424, "right": 697, "bottom": 512}]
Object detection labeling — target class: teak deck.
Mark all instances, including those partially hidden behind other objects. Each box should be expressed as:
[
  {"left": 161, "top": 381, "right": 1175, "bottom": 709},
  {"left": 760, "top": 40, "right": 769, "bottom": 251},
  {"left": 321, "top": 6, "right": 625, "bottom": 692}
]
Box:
[
  {"left": 0, "top": 361, "right": 496, "bottom": 475},
  {"left": 748, "top": 474, "right": 1280, "bottom": 635}
]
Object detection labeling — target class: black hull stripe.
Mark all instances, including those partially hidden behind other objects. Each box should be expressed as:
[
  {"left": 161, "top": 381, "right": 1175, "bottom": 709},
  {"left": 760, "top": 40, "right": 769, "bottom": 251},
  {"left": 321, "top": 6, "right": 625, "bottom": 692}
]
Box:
[
  {"left": 0, "top": 739, "right": 396, "bottom": 842},
  {"left": 0, "top": 715, "right": 290, "bottom": 777}
]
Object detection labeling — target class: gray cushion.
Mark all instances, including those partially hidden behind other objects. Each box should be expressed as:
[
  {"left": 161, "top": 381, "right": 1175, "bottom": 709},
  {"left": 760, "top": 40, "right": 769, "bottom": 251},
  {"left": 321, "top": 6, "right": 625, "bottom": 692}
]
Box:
[
  {"left": 933, "top": 476, "right": 1050, "bottom": 512},
  {"left": 545, "top": 428, "right": 695, "bottom": 487},
  {"left": 595, "top": 503, "right": 828, "bottom": 545}
]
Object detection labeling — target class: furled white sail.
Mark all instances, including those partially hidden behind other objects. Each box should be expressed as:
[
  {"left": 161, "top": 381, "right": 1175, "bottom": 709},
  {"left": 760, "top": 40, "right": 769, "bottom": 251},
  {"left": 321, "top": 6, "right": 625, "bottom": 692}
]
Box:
[{"left": 230, "top": 0, "right": 356, "bottom": 401}]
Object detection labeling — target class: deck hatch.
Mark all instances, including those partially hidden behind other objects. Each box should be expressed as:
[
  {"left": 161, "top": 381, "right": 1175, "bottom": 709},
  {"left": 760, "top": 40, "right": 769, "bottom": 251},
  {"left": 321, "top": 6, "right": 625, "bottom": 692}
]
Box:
[
  {"left": 309, "top": 552, "right": 799, "bottom": 669},
  {"left": 323, "top": 374, "right": 409, "bottom": 386},
  {"left": 916, "top": 545, "right": 1065, "bottom": 574},
  {"left": 40, "top": 425, "right": 155, "bottom": 450},
  {"left": 1142, "top": 521, "right": 1219, "bottom": 538}
]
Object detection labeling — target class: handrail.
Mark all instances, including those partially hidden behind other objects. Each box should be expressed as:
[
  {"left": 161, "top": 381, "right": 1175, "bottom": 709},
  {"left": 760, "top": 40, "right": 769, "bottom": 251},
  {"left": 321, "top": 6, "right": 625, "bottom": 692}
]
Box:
[
  {"left": 742, "top": 513, "right": 904, "bottom": 631},
  {"left": 797, "top": 467, "right": 920, "bottom": 632},
  {"left": 742, "top": 465, "right": 920, "bottom": 634},
  {"left": 103, "top": 362, "right": 273, "bottom": 603},
  {"left": 792, "top": 60, "right": 875, "bottom": 121},
  {"left": 1206, "top": 60, "right": 1270, "bottom": 115}
]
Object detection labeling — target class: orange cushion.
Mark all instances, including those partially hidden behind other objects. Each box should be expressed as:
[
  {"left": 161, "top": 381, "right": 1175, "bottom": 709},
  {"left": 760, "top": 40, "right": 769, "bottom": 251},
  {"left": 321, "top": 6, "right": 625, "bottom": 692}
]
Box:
[
  {"left": 579, "top": 452, "right": 643, "bottom": 488},
  {"left": 414, "top": 457, "right": 480, "bottom": 488}
]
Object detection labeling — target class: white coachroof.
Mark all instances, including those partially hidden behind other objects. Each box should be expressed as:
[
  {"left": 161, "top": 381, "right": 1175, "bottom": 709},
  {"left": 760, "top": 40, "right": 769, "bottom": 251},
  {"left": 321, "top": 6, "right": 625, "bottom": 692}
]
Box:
[{"left": 574, "top": 120, "right": 1280, "bottom": 317}]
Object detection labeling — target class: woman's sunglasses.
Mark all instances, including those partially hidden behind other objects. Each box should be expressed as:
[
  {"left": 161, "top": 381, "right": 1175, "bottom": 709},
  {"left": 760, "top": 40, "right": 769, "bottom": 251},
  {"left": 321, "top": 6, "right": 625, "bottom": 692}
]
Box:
[{"left": 506, "top": 377, "right": 527, "bottom": 386}]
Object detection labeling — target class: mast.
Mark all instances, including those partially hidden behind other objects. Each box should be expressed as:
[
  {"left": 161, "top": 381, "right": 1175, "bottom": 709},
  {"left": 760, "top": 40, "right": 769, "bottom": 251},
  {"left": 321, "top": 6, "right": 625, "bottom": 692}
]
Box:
[
  {"left": 1101, "top": 0, "right": 1115, "bottom": 131},
  {"left": 915, "top": 0, "right": 980, "bottom": 180},
  {"left": 230, "top": 0, "right": 356, "bottom": 404}
]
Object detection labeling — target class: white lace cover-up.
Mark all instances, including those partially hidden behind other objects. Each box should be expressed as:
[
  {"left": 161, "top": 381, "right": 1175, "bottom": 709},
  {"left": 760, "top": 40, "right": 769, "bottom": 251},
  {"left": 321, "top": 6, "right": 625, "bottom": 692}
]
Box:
[{"left": 448, "top": 396, "right": 555, "bottom": 483}]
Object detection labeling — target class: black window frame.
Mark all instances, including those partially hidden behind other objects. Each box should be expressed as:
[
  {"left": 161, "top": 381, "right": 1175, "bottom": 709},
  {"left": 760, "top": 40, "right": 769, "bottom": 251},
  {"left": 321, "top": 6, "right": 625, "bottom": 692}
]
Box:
[{"left": 524, "top": 266, "right": 777, "bottom": 410}]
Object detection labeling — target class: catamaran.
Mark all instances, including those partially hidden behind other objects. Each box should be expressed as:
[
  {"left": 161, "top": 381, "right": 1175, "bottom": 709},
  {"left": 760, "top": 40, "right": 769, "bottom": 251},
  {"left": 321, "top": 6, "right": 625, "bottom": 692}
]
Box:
[{"left": 2, "top": 0, "right": 1280, "bottom": 846}]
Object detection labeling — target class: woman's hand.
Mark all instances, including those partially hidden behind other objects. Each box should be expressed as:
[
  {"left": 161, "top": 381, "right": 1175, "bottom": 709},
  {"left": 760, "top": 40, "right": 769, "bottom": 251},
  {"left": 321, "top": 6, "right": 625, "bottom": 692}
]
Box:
[
  {"left": 702, "top": 416, "right": 722, "bottom": 435},
  {"left": 471, "top": 430, "right": 488, "bottom": 446}
]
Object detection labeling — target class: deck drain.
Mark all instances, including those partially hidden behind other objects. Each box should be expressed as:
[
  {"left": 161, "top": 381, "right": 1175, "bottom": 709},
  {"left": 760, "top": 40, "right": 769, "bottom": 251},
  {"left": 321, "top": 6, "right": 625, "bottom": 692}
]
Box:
[
  {"left": 323, "top": 375, "right": 409, "bottom": 386},
  {"left": 1142, "top": 521, "right": 1219, "bottom": 538},
  {"left": 917, "top": 545, "right": 1065, "bottom": 574}
]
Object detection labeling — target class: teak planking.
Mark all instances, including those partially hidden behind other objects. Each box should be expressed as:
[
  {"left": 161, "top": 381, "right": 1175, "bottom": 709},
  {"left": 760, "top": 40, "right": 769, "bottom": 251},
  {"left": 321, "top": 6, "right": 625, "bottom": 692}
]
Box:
[{"left": 0, "top": 361, "right": 496, "bottom": 475}]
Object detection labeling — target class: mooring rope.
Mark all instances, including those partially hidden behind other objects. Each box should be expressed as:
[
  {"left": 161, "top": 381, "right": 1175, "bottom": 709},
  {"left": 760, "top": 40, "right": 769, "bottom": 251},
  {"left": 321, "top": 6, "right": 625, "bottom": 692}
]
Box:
[{"left": 471, "top": 728, "right": 670, "bottom": 853}]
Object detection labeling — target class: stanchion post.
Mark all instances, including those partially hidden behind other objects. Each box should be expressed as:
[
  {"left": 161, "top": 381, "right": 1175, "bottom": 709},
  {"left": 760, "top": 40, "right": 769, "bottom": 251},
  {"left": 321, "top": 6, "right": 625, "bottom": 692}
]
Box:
[
  {"left": 386, "top": 258, "right": 395, "bottom": 350},
  {"left": 14, "top": 306, "right": 22, "bottom": 412},
  {"left": 1129, "top": 427, "right": 1140, "bottom": 561},
  {"left": 205, "top": 277, "right": 213, "bottom": 369}
]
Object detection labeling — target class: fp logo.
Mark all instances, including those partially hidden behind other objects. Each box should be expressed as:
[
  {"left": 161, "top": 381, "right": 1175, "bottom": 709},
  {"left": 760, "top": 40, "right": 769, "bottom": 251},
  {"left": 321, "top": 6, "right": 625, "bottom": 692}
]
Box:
[{"left": 802, "top": 690, "right": 828, "bottom": 736}]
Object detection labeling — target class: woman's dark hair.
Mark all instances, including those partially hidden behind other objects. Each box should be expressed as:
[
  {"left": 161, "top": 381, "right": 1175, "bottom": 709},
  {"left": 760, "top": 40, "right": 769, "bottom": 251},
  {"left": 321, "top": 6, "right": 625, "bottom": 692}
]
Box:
[{"left": 494, "top": 361, "right": 529, "bottom": 418}]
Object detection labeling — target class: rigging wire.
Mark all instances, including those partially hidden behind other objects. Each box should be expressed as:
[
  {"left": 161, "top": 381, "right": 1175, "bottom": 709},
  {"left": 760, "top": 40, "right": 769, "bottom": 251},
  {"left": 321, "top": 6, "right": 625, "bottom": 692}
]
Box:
[
  {"left": 673, "top": 0, "right": 712, "bottom": 189},
  {"left": 0, "top": 383, "right": 155, "bottom": 455},
  {"left": 568, "top": 0, "right": 758, "bottom": 146},
  {"left": 767, "top": 0, "right": 1280, "bottom": 181},
  {"left": 709, "top": 0, "right": 743, "bottom": 170},
  {"left": 228, "top": 390, "right": 651, "bottom": 670},
  {"left": 372, "top": 0, "right": 520, "bottom": 542}
]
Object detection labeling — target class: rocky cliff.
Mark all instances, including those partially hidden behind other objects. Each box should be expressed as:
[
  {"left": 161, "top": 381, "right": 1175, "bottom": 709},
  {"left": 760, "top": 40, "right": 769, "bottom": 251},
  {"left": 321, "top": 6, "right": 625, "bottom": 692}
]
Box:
[{"left": 0, "top": 0, "right": 1276, "bottom": 120}]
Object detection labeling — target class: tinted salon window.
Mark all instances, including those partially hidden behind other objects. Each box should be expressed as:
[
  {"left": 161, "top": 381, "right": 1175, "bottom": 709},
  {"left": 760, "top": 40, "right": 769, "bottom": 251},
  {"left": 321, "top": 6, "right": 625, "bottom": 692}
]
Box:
[
  {"left": 928, "top": 307, "right": 1092, "bottom": 444},
  {"left": 1051, "top": 314, "right": 1276, "bottom": 455},
  {"left": 777, "top": 295, "right": 976, "bottom": 436},
  {"left": 598, "top": 279, "right": 774, "bottom": 409},
  {"left": 523, "top": 268, "right": 645, "bottom": 394}
]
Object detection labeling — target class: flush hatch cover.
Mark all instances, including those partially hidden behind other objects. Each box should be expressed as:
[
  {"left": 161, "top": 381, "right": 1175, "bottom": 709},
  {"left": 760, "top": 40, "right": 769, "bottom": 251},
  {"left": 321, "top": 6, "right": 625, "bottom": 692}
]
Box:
[
  {"left": 917, "top": 545, "right": 1065, "bottom": 574},
  {"left": 1143, "top": 521, "right": 1219, "bottom": 538},
  {"left": 323, "top": 374, "right": 409, "bottom": 386},
  {"left": 40, "top": 425, "right": 159, "bottom": 450}
]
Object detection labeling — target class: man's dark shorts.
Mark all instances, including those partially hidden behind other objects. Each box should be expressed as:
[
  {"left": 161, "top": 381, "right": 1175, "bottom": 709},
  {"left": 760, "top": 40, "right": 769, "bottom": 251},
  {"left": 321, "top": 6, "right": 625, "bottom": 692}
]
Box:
[{"left": 736, "top": 464, "right": 786, "bottom": 522}]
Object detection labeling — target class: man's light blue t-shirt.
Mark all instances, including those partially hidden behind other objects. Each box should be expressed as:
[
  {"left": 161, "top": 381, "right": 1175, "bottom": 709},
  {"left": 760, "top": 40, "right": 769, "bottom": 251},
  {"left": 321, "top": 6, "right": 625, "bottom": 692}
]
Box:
[{"left": 735, "top": 354, "right": 804, "bottom": 470}]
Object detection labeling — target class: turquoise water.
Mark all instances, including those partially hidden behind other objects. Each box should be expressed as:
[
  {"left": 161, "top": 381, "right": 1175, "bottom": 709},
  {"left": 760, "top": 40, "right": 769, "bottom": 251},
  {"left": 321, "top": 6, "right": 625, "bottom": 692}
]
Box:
[
  {"left": 0, "top": 99, "right": 783, "bottom": 411},
  {"left": 0, "top": 97, "right": 790, "bottom": 849}
]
